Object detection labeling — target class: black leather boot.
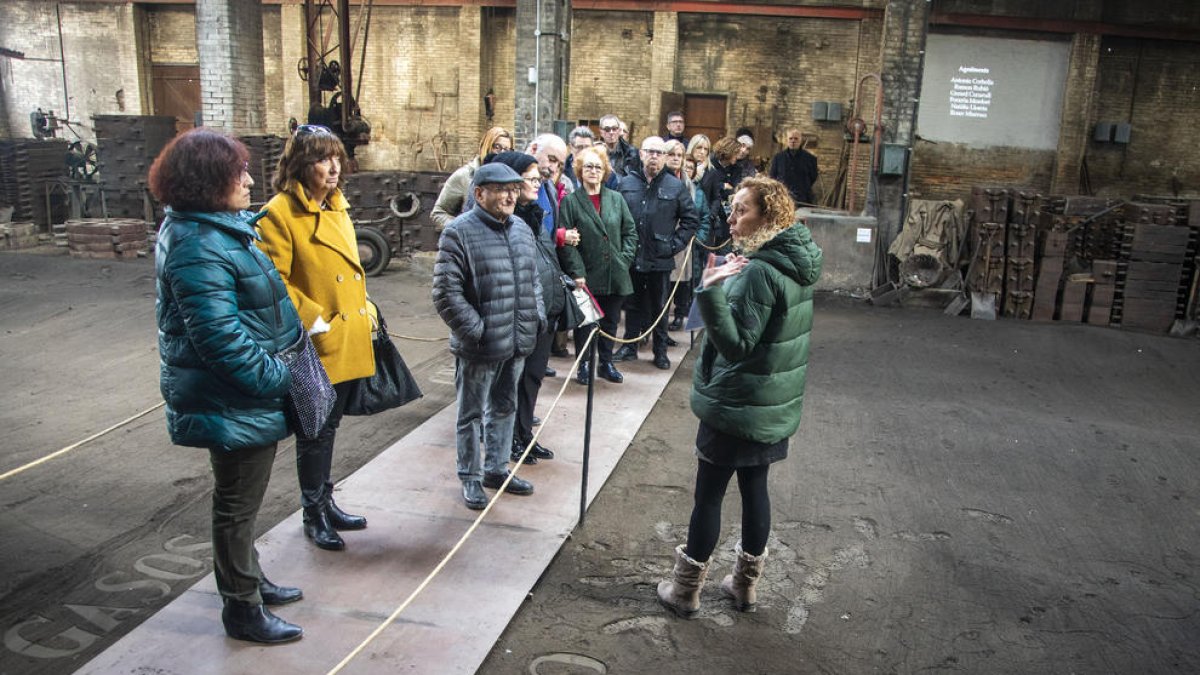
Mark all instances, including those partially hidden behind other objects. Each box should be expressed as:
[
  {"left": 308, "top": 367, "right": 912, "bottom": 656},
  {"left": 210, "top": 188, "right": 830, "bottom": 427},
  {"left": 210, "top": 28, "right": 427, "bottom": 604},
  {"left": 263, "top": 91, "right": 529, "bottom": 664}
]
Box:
[
  {"left": 326, "top": 494, "right": 367, "bottom": 530},
  {"left": 222, "top": 600, "right": 303, "bottom": 643},
  {"left": 259, "top": 576, "right": 303, "bottom": 606},
  {"left": 303, "top": 506, "right": 345, "bottom": 551}
]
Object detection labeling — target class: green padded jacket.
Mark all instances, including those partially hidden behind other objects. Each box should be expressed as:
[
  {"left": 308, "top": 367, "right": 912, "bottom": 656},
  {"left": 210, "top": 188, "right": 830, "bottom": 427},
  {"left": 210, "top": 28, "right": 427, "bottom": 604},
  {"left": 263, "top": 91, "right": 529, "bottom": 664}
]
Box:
[{"left": 691, "top": 223, "right": 823, "bottom": 444}]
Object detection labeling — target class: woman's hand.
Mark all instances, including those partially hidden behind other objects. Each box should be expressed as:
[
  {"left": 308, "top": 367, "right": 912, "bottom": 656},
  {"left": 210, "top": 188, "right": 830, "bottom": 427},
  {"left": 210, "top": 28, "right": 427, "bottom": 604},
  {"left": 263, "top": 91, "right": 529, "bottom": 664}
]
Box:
[
  {"left": 308, "top": 315, "right": 332, "bottom": 336},
  {"left": 564, "top": 228, "right": 581, "bottom": 246},
  {"left": 574, "top": 277, "right": 587, "bottom": 288},
  {"left": 700, "top": 253, "right": 748, "bottom": 289}
]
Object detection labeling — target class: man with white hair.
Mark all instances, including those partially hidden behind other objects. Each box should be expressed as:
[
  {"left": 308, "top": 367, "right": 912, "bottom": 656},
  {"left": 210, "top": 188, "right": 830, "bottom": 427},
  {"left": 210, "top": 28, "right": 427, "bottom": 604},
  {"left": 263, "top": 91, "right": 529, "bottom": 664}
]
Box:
[
  {"left": 615, "top": 136, "right": 699, "bottom": 370},
  {"left": 526, "top": 133, "right": 570, "bottom": 238}
]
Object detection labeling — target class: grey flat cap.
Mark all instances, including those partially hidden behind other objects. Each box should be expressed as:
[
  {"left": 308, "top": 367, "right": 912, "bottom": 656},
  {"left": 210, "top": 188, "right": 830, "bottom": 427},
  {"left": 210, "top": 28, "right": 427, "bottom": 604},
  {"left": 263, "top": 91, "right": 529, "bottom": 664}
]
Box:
[{"left": 472, "top": 162, "right": 524, "bottom": 187}]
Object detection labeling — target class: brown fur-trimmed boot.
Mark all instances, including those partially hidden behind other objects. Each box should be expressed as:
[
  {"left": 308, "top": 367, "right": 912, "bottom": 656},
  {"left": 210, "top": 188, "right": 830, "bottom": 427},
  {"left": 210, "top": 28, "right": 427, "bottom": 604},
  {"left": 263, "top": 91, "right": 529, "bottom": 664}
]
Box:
[
  {"left": 656, "top": 545, "right": 709, "bottom": 618},
  {"left": 720, "top": 542, "right": 768, "bottom": 611}
]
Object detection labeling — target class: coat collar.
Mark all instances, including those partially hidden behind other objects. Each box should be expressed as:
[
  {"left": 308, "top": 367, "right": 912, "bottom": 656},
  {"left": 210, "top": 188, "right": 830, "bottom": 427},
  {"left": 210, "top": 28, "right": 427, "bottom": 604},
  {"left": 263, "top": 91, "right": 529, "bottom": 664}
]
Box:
[
  {"left": 281, "top": 180, "right": 362, "bottom": 271},
  {"left": 165, "top": 207, "right": 265, "bottom": 241}
]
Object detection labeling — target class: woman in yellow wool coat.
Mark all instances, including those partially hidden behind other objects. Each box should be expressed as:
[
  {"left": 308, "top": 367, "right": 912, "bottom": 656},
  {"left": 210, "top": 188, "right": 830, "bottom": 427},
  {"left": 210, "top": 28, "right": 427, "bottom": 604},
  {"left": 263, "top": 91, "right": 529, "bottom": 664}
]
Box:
[{"left": 257, "top": 125, "right": 375, "bottom": 552}]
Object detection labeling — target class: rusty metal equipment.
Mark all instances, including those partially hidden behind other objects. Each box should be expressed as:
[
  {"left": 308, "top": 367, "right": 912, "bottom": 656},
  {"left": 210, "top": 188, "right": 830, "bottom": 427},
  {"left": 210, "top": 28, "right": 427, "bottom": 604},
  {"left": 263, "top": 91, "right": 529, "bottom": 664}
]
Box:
[
  {"left": 338, "top": 170, "right": 448, "bottom": 275},
  {"left": 300, "top": 0, "right": 373, "bottom": 162},
  {"left": 845, "top": 73, "right": 883, "bottom": 214}
]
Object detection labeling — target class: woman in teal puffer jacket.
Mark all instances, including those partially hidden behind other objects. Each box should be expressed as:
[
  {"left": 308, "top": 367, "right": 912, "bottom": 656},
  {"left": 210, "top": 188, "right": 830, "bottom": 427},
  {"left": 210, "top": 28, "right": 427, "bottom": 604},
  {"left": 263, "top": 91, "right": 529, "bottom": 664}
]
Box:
[
  {"left": 658, "top": 176, "right": 822, "bottom": 618},
  {"left": 151, "top": 129, "right": 305, "bottom": 644}
]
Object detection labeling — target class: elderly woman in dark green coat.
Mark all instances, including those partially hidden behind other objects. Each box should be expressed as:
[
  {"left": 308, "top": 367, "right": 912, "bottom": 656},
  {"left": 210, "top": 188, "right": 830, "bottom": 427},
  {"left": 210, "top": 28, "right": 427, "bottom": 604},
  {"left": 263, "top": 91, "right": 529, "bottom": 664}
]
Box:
[
  {"left": 657, "top": 176, "right": 822, "bottom": 618},
  {"left": 151, "top": 129, "right": 305, "bottom": 644},
  {"left": 558, "top": 145, "right": 638, "bottom": 385}
]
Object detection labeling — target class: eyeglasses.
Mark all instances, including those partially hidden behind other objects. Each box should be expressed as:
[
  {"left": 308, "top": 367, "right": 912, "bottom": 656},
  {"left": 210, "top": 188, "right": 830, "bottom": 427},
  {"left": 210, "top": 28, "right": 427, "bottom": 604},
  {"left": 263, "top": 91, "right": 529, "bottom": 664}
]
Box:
[
  {"left": 491, "top": 141, "right": 511, "bottom": 151},
  {"left": 581, "top": 163, "right": 604, "bottom": 171},
  {"left": 643, "top": 149, "right": 664, "bottom": 156},
  {"left": 483, "top": 185, "right": 521, "bottom": 196},
  {"left": 524, "top": 176, "right": 543, "bottom": 185},
  {"left": 600, "top": 125, "right": 620, "bottom": 132},
  {"left": 295, "top": 124, "right": 333, "bottom": 137}
]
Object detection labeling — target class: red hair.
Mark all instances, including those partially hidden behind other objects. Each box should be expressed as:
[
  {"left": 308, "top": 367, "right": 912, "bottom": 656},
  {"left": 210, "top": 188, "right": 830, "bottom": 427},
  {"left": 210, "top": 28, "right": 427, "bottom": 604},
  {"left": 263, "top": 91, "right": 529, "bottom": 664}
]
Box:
[{"left": 148, "top": 129, "right": 249, "bottom": 212}]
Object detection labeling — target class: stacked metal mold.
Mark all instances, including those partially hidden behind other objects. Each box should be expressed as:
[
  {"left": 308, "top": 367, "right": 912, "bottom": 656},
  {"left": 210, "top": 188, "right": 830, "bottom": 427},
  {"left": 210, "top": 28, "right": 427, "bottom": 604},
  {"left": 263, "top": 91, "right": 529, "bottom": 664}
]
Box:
[
  {"left": 1111, "top": 203, "right": 1192, "bottom": 332},
  {"left": 0, "top": 139, "right": 71, "bottom": 227},
  {"left": 93, "top": 115, "right": 177, "bottom": 221},
  {"left": 340, "top": 170, "right": 448, "bottom": 274},
  {"left": 1004, "top": 191, "right": 1040, "bottom": 319},
  {"left": 965, "top": 187, "right": 1010, "bottom": 316},
  {"left": 240, "top": 135, "right": 286, "bottom": 206}
]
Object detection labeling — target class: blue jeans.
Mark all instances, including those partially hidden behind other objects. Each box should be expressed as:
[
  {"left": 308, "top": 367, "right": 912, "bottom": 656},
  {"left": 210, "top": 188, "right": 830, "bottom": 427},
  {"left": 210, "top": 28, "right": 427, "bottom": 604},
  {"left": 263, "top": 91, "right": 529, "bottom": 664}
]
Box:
[{"left": 455, "top": 356, "right": 524, "bottom": 482}]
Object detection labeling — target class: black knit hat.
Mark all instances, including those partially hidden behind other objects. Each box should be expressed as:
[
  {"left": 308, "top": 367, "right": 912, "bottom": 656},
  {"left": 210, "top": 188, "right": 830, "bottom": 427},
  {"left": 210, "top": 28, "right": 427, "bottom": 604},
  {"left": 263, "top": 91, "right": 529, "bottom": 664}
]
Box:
[{"left": 487, "top": 151, "right": 539, "bottom": 177}]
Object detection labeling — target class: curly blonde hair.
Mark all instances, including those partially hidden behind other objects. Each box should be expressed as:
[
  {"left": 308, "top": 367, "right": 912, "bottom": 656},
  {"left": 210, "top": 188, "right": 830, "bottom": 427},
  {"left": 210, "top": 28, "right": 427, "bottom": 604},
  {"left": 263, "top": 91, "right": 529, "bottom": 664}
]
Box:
[{"left": 732, "top": 176, "right": 796, "bottom": 253}]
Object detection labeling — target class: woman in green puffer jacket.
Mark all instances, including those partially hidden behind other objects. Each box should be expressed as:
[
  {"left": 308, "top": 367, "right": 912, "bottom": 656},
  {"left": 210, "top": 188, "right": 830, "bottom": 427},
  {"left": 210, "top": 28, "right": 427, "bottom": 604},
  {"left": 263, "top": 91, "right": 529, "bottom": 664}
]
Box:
[
  {"left": 151, "top": 129, "right": 305, "bottom": 644},
  {"left": 658, "top": 176, "right": 822, "bottom": 618}
]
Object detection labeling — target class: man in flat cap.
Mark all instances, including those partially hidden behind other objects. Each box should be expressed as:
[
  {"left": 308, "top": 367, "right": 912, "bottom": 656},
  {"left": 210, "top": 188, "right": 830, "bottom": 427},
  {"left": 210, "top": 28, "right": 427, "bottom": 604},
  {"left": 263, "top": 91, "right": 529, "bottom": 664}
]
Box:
[{"left": 433, "top": 162, "right": 546, "bottom": 509}]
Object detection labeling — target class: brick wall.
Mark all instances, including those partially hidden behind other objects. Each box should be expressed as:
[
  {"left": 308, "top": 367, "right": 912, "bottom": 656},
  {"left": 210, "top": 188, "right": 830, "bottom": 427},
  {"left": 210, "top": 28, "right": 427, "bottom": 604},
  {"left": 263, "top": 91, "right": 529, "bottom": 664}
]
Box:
[
  {"left": 261, "top": 6, "right": 286, "bottom": 135},
  {"left": 482, "top": 8, "right": 517, "bottom": 141},
  {"left": 0, "top": 1, "right": 144, "bottom": 142},
  {"left": 146, "top": 6, "right": 198, "bottom": 65},
  {"left": 196, "top": 0, "right": 266, "bottom": 135},
  {"left": 567, "top": 10, "right": 656, "bottom": 138},
  {"left": 1085, "top": 37, "right": 1200, "bottom": 197}
]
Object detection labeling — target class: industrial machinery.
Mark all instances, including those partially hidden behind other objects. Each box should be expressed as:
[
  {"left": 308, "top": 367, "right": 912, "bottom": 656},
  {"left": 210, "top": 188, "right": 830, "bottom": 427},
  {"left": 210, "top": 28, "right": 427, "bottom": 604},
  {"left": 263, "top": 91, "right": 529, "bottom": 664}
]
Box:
[{"left": 298, "top": 0, "right": 373, "bottom": 163}]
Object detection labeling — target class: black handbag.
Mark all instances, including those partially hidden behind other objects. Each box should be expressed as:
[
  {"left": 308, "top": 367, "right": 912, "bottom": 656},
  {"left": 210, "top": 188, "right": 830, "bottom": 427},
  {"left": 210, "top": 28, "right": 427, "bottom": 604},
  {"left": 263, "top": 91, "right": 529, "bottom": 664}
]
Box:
[
  {"left": 277, "top": 329, "right": 338, "bottom": 439},
  {"left": 343, "top": 305, "right": 423, "bottom": 416},
  {"left": 558, "top": 274, "right": 585, "bottom": 330}
]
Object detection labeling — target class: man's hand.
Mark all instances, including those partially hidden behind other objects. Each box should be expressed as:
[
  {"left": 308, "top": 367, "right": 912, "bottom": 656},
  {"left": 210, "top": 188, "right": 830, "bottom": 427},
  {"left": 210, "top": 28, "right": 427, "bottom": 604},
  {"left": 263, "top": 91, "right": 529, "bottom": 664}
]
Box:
[{"left": 564, "top": 228, "right": 581, "bottom": 246}]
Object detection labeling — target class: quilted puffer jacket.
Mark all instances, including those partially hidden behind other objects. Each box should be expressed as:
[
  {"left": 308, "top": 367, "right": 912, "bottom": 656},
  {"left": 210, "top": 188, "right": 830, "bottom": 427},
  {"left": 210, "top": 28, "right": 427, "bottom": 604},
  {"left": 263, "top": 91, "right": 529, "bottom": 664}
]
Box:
[
  {"left": 432, "top": 204, "right": 545, "bottom": 362},
  {"left": 156, "top": 208, "right": 302, "bottom": 451},
  {"left": 691, "top": 223, "right": 823, "bottom": 444}
]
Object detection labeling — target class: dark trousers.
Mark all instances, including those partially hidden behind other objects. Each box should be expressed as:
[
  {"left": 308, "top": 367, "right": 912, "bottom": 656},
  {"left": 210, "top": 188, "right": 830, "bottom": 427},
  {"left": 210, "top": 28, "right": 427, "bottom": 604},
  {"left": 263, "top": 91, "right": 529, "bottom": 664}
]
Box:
[
  {"left": 210, "top": 443, "right": 276, "bottom": 603},
  {"left": 574, "top": 293, "right": 626, "bottom": 364},
  {"left": 623, "top": 270, "right": 671, "bottom": 356},
  {"left": 672, "top": 282, "right": 693, "bottom": 321},
  {"left": 516, "top": 327, "right": 553, "bottom": 445},
  {"left": 296, "top": 379, "right": 355, "bottom": 510},
  {"left": 684, "top": 459, "right": 771, "bottom": 562}
]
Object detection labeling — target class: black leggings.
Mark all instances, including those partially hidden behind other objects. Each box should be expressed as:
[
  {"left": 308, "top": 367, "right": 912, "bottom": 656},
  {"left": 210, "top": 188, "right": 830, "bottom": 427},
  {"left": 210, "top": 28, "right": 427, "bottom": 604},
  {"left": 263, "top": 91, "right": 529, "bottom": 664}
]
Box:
[{"left": 684, "top": 460, "right": 771, "bottom": 562}]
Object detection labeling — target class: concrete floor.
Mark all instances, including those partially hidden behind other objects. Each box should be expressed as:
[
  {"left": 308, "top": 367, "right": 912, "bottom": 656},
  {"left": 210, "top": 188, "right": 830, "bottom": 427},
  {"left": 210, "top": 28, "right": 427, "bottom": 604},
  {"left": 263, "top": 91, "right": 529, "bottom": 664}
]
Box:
[{"left": 1, "top": 248, "right": 1198, "bottom": 674}]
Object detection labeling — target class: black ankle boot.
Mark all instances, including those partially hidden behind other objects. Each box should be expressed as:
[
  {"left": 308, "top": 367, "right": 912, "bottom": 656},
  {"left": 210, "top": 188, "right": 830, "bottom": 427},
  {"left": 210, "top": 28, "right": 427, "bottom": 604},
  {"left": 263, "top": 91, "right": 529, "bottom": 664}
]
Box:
[
  {"left": 221, "top": 600, "right": 303, "bottom": 643},
  {"left": 326, "top": 498, "right": 367, "bottom": 530},
  {"left": 259, "top": 576, "right": 303, "bottom": 606},
  {"left": 303, "top": 506, "right": 345, "bottom": 550}
]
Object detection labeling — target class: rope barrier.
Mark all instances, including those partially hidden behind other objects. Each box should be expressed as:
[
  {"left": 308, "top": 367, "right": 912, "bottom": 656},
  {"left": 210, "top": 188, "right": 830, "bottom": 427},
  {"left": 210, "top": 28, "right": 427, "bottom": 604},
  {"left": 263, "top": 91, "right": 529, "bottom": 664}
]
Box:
[
  {"left": 386, "top": 330, "right": 449, "bottom": 343},
  {"left": 326, "top": 327, "right": 599, "bottom": 675},
  {"left": 0, "top": 402, "right": 166, "bottom": 483}
]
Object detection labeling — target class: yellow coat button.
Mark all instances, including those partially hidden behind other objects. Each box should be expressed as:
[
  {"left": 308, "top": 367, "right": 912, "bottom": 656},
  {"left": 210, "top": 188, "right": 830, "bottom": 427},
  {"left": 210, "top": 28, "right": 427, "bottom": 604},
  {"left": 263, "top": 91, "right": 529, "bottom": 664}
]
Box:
[
  {"left": 341, "top": 313, "right": 348, "bottom": 320},
  {"left": 336, "top": 274, "right": 344, "bottom": 282},
  {"left": 354, "top": 273, "right": 362, "bottom": 280},
  {"left": 359, "top": 307, "right": 367, "bottom": 315}
]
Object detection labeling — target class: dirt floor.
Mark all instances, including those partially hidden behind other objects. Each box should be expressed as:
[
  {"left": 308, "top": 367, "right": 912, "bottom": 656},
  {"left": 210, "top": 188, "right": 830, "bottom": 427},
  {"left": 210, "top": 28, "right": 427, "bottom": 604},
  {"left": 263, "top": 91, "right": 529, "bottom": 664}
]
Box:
[{"left": 2, "top": 246, "right": 1199, "bottom": 674}]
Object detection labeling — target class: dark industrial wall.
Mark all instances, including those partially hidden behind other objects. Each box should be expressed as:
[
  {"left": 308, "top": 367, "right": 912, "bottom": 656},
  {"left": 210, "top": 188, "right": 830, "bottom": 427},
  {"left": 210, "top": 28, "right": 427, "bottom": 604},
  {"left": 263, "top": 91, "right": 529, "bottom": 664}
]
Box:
[{"left": 1086, "top": 37, "right": 1200, "bottom": 198}]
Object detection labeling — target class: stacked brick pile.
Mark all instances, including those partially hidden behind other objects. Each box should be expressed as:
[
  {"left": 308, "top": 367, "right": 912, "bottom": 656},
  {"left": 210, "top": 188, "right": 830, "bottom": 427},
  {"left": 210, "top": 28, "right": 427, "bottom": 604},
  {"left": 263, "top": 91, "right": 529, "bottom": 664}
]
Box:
[
  {"left": 1, "top": 222, "right": 39, "bottom": 250},
  {"left": 240, "top": 135, "right": 286, "bottom": 206},
  {"left": 65, "top": 218, "right": 148, "bottom": 259}
]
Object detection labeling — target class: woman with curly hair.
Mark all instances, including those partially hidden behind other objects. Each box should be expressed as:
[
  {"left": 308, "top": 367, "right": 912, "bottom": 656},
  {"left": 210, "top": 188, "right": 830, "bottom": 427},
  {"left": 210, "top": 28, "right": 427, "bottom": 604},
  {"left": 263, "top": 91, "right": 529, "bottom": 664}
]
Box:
[
  {"left": 432, "top": 126, "right": 514, "bottom": 229},
  {"left": 151, "top": 128, "right": 304, "bottom": 642},
  {"left": 657, "top": 176, "right": 823, "bottom": 618}
]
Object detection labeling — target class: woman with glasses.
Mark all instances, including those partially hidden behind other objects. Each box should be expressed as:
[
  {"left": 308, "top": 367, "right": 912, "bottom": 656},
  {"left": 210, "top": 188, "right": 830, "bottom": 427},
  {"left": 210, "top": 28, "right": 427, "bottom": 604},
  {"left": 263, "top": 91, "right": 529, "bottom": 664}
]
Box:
[
  {"left": 150, "top": 129, "right": 304, "bottom": 643},
  {"left": 257, "top": 124, "right": 375, "bottom": 552},
  {"left": 432, "top": 126, "right": 514, "bottom": 230},
  {"left": 558, "top": 146, "right": 637, "bottom": 385}
]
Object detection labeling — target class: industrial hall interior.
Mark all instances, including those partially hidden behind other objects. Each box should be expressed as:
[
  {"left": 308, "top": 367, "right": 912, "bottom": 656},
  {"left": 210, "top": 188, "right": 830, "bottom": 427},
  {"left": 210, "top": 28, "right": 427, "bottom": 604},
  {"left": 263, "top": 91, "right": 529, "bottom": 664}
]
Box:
[{"left": 1, "top": 0, "right": 1199, "bottom": 674}]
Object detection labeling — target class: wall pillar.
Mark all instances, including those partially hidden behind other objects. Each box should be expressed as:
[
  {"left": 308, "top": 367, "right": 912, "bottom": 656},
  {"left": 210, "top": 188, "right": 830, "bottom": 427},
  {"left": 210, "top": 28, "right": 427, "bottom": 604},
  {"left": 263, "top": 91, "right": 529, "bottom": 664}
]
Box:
[
  {"left": 514, "top": 0, "right": 569, "bottom": 144},
  {"left": 458, "top": 6, "right": 484, "bottom": 150},
  {"left": 647, "top": 11, "right": 678, "bottom": 137},
  {"left": 1051, "top": 33, "right": 1101, "bottom": 195},
  {"left": 874, "top": 0, "right": 930, "bottom": 274},
  {"left": 196, "top": 0, "right": 266, "bottom": 134}
]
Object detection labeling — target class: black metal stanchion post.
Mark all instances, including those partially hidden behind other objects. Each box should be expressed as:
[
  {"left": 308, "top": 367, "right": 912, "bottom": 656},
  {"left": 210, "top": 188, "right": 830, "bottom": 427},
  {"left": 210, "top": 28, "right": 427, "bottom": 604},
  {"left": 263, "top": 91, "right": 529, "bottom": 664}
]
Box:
[{"left": 579, "top": 331, "right": 598, "bottom": 525}]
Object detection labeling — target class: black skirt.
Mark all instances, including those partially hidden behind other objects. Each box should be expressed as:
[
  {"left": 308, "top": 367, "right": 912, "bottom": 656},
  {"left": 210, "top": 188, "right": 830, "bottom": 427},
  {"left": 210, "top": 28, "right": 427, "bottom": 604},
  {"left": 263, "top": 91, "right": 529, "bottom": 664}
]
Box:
[{"left": 694, "top": 420, "right": 788, "bottom": 468}]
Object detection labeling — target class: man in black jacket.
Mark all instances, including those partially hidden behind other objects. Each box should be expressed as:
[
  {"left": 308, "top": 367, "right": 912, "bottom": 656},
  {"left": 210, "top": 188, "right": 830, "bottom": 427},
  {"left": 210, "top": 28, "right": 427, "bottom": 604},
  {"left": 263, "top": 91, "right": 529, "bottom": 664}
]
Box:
[
  {"left": 769, "top": 128, "right": 819, "bottom": 206},
  {"left": 432, "top": 163, "right": 545, "bottom": 510},
  {"left": 599, "top": 114, "right": 642, "bottom": 179},
  {"left": 614, "top": 136, "right": 699, "bottom": 370}
]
